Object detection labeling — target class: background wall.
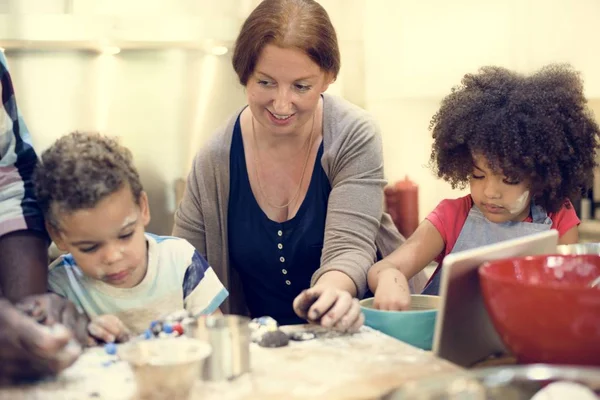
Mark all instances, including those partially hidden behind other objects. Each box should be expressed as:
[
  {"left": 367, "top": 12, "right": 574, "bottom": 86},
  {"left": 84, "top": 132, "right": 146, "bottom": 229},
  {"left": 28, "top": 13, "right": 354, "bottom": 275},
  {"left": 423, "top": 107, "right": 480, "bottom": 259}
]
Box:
[
  {"left": 2, "top": 0, "right": 599, "bottom": 233},
  {"left": 362, "top": 0, "right": 600, "bottom": 217}
]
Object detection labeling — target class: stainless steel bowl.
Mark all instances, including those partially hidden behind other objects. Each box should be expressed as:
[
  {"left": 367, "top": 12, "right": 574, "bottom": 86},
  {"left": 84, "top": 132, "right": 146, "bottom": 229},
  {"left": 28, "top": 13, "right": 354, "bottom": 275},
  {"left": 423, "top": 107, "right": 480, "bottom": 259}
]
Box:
[
  {"left": 385, "top": 365, "right": 600, "bottom": 400},
  {"left": 184, "top": 315, "right": 251, "bottom": 381},
  {"left": 556, "top": 243, "right": 600, "bottom": 255}
]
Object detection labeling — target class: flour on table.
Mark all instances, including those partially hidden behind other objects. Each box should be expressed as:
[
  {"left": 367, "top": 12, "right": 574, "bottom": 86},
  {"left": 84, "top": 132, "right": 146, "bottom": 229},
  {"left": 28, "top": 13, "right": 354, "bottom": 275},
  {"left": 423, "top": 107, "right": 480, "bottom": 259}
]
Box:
[
  {"left": 0, "top": 326, "right": 454, "bottom": 400},
  {"left": 193, "top": 326, "right": 440, "bottom": 399},
  {"left": 0, "top": 348, "right": 136, "bottom": 400}
]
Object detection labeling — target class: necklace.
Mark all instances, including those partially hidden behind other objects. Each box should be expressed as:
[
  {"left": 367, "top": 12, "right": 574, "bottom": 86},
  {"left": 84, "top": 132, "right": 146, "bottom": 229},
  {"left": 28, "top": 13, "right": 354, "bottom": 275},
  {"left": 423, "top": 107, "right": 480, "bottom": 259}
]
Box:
[{"left": 251, "top": 113, "right": 316, "bottom": 209}]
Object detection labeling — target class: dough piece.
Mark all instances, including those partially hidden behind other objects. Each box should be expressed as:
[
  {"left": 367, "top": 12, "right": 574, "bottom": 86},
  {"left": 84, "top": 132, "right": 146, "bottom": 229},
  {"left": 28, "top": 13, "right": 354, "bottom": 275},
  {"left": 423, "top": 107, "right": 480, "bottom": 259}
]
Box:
[
  {"left": 249, "top": 316, "right": 279, "bottom": 343},
  {"left": 295, "top": 291, "right": 321, "bottom": 323},
  {"left": 162, "top": 309, "right": 192, "bottom": 323},
  {"left": 258, "top": 330, "right": 290, "bottom": 348},
  {"left": 288, "top": 331, "right": 316, "bottom": 341},
  {"left": 249, "top": 316, "right": 278, "bottom": 331}
]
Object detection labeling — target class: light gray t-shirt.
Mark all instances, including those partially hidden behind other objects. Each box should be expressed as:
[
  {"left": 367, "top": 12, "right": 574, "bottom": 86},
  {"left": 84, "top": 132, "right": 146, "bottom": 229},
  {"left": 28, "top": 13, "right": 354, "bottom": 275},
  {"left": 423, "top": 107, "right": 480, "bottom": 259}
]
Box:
[{"left": 49, "top": 233, "right": 228, "bottom": 333}]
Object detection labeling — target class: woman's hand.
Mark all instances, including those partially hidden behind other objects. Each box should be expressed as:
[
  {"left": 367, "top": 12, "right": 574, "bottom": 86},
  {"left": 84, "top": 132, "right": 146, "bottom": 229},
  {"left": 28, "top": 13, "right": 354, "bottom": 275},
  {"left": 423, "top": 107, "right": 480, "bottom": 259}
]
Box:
[
  {"left": 293, "top": 285, "right": 364, "bottom": 333},
  {"left": 372, "top": 269, "right": 411, "bottom": 311},
  {"left": 88, "top": 315, "right": 130, "bottom": 344}
]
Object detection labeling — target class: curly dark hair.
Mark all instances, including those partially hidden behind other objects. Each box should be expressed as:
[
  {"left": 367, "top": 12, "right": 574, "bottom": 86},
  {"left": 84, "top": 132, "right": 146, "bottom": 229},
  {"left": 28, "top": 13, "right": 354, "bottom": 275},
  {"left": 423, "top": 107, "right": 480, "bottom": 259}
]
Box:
[
  {"left": 34, "top": 132, "right": 144, "bottom": 230},
  {"left": 429, "top": 63, "right": 600, "bottom": 213}
]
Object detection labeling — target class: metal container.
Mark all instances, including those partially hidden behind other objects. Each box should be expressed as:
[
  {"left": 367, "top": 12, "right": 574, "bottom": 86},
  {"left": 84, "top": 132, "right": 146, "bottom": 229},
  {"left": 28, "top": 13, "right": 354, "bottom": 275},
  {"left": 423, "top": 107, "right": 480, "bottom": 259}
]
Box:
[
  {"left": 556, "top": 243, "right": 600, "bottom": 255},
  {"left": 385, "top": 364, "right": 600, "bottom": 399},
  {"left": 184, "top": 315, "right": 251, "bottom": 381}
]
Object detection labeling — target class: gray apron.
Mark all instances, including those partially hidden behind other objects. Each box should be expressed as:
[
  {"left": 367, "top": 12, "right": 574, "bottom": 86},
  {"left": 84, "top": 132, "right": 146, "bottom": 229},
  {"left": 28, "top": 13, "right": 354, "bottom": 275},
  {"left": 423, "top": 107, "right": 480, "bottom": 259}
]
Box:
[{"left": 421, "top": 201, "right": 552, "bottom": 295}]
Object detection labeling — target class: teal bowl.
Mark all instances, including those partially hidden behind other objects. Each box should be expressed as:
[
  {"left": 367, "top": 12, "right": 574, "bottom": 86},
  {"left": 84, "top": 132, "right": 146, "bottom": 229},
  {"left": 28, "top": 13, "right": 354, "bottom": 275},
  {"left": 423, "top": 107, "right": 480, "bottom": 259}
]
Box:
[{"left": 360, "top": 295, "right": 440, "bottom": 350}]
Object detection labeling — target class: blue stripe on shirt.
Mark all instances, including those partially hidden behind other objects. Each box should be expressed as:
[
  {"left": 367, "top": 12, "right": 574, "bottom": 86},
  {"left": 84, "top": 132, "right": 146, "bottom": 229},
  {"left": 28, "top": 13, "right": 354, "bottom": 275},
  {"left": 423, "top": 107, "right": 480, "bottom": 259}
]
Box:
[
  {"left": 145, "top": 232, "right": 179, "bottom": 244},
  {"left": 182, "top": 250, "right": 209, "bottom": 298},
  {"left": 199, "top": 288, "right": 229, "bottom": 315}
]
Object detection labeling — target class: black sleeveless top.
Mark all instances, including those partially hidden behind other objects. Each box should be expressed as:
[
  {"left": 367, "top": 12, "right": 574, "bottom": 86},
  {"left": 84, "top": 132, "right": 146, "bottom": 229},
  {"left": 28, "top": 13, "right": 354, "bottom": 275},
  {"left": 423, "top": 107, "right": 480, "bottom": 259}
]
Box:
[{"left": 228, "top": 115, "right": 331, "bottom": 325}]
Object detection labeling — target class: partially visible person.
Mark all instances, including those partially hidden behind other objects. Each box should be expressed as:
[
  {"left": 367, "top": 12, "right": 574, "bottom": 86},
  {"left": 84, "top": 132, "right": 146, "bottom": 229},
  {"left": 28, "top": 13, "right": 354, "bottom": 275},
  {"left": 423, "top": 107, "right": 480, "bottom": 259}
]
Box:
[
  {"left": 0, "top": 52, "right": 87, "bottom": 382},
  {"left": 0, "top": 295, "right": 85, "bottom": 384},
  {"left": 0, "top": 53, "right": 47, "bottom": 302},
  {"left": 173, "top": 0, "right": 426, "bottom": 330},
  {"left": 368, "top": 64, "right": 600, "bottom": 311},
  {"left": 35, "top": 132, "right": 228, "bottom": 343}
]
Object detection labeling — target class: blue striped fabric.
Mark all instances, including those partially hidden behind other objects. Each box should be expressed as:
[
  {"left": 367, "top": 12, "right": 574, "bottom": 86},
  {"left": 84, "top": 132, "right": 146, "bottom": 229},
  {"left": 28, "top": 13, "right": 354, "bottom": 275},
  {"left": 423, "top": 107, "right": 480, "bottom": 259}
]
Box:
[{"left": 0, "top": 52, "right": 46, "bottom": 238}]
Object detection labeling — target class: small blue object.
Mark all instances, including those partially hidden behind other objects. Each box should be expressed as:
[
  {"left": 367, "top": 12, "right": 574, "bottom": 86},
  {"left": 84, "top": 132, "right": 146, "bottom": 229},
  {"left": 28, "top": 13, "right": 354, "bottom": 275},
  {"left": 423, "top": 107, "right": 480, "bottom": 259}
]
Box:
[
  {"left": 257, "top": 316, "right": 277, "bottom": 326},
  {"left": 104, "top": 342, "right": 117, "bottom": 355},
  {"left": 163, "top": 323, "right": 173, "bottom": 334},
  {"left": 151, "top": 321, "right": 163, "bottom": 336},
  {"left": 143, "top": 329, "right": 152, "bottom": 340},
  {"left": 149, "top": 320, "right": 159, "bottom": 329}
]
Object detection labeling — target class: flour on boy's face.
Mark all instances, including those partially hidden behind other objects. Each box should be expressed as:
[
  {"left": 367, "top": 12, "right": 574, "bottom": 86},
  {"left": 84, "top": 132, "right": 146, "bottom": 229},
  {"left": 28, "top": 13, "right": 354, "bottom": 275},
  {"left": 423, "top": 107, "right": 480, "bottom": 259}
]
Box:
[
  {"left": 469, "top": 154, "right": 532, "bottom": 224},
  {"left": 52, "top": 185, "right": 151, "bottom": 289}
]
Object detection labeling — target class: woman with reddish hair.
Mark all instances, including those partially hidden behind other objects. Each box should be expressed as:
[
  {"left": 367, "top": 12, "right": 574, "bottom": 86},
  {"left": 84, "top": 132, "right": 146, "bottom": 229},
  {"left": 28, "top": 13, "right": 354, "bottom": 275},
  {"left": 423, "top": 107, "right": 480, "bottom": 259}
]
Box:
[{"left": 174, "top": 0, "right": 422, "bottom": 330}]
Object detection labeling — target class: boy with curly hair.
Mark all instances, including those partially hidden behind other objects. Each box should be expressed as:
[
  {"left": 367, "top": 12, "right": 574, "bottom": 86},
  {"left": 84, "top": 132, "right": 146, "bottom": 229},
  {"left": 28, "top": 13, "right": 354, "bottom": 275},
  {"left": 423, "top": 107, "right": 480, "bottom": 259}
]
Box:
[
  {"left": 368, "top": 64, "right": 600, "bottom": 310},
  {"left": 34, "top": 132, "right": 228, "bottom": 343}
]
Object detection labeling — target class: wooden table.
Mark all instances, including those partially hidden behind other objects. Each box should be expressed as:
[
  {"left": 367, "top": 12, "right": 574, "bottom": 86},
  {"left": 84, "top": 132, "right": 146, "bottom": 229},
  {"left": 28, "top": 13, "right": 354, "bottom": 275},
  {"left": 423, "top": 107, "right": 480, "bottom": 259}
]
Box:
[{"left": 0, "top": 326, "right": 460, "bottom": 400}]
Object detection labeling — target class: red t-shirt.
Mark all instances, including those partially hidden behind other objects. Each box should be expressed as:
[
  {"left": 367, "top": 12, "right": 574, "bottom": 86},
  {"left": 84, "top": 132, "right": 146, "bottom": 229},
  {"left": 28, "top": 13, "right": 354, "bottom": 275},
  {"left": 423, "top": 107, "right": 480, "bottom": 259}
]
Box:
[{"left": 426, "top": 195, "right": 580, "bottom": 265}]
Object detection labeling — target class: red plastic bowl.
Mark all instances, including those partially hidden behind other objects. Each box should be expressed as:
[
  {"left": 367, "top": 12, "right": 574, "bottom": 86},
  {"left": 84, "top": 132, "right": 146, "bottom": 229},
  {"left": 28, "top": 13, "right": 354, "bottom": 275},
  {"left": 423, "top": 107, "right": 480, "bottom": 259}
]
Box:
[{"left": 479, "top": 254, "right": 600, "bottom": 366}]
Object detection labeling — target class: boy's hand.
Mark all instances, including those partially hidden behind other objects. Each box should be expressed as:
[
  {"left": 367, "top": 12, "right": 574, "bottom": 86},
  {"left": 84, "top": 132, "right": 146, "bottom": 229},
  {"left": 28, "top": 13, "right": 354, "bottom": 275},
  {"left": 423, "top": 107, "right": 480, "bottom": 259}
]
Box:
[
  {"left": 373, "top": 269, "right": 411, "bottom": 311},
  {"left": 88, "top": 315, "right": 130, "bottom": 343}
]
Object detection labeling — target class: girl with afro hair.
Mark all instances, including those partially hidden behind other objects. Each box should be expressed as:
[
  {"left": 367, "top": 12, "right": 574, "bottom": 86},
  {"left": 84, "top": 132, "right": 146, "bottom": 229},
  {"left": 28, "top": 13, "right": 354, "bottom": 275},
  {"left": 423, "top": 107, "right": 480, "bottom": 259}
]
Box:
[{"left": 368, "top": 63, "right": 600, "bottom": 310}]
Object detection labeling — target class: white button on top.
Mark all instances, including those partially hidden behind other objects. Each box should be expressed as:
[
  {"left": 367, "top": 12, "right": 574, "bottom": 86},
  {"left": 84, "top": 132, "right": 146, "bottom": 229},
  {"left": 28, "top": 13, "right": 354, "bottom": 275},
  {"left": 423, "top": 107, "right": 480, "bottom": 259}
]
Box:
[
  {"left": 277, "top": 243, "right": 283, "bottom": 250},
  {"left": 285, "top": 280, "right": 291, "bottom": 285},
  {"left": 282, "top": 269, "right": 287, "bottom": 274},
  {"left": 280, "top": 256, "right": 285, "bottom": 263},
  {"left": 277, "top": 230, "right": 283, "bottom": 237}
]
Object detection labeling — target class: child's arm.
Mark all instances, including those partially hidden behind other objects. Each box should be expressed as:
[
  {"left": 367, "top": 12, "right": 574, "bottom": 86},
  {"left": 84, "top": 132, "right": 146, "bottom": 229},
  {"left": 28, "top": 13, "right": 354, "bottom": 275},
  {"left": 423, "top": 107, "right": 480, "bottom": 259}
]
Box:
[
  {"left": 552, "top": 201, "right": 580, "bottom": 245},
  {"left": 368, "top": 219, "right": 445, "bottom": 310},
  {"left": 88, "top": 315, "right": 130, "bottom": 344},
  {"left": 558, "top": 226, "right": 578, "bottom": 245}
]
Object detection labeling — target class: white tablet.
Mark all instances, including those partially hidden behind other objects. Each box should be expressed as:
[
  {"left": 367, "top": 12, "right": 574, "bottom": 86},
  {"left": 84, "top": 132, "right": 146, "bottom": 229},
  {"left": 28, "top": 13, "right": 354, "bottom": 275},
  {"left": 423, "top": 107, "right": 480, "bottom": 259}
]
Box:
[{"left": 432, "top": 230, "right": 559, "bottom": 367}]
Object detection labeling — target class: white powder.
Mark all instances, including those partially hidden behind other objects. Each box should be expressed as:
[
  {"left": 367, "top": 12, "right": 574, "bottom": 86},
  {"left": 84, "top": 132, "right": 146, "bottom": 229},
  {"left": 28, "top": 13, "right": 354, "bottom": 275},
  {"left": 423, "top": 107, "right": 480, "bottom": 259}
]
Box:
[
  {"left": 0, "top": 326, "right": 455, "bottom": 400},
  {"left": 192, "top": 326, "right": 449, "bottom": 399},
  {"left": 0, "top": 348, "right": 135, "bottom": 400},
  {"left": 507, "top": 190, "right": 530, "bottom": 215}
]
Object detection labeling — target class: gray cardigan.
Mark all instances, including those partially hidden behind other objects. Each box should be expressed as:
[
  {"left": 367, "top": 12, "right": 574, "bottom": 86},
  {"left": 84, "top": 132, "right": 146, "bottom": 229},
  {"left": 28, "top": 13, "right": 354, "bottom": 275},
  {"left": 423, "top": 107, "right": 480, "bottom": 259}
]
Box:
[{"left": 173, "top": 94, "right": 426, "bottom": 315}]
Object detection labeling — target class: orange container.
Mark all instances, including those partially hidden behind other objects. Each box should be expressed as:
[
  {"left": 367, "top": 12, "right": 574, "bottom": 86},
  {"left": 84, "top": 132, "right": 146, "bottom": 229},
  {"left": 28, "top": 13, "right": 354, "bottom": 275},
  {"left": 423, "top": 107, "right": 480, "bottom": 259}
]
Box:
[{"left": 385, "top": 176, "right": 419, "bottom": 238}]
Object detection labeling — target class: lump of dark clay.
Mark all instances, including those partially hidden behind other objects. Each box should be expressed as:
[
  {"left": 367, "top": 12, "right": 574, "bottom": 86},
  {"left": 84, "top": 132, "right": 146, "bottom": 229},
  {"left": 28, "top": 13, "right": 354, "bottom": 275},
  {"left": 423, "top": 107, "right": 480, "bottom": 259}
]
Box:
[
  {"left": 296, "top": 291, "right": 322, "bottom": 323},
  {"left": 258, "top": 330, "right": 290, "bottom": 348}
]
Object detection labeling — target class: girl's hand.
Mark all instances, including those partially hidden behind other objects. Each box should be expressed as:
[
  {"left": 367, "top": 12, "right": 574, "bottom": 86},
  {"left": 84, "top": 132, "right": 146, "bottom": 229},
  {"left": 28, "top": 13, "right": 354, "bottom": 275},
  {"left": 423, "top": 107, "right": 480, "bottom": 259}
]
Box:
[
  {"left": 293, "top": 286, "right": 364, "bottom": 333},
  {"left": 88, "top": 315, "right": 130, "bottom": 344},
  {"left": 373, "top": 269, "right": 411, "bottom": 311}
]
